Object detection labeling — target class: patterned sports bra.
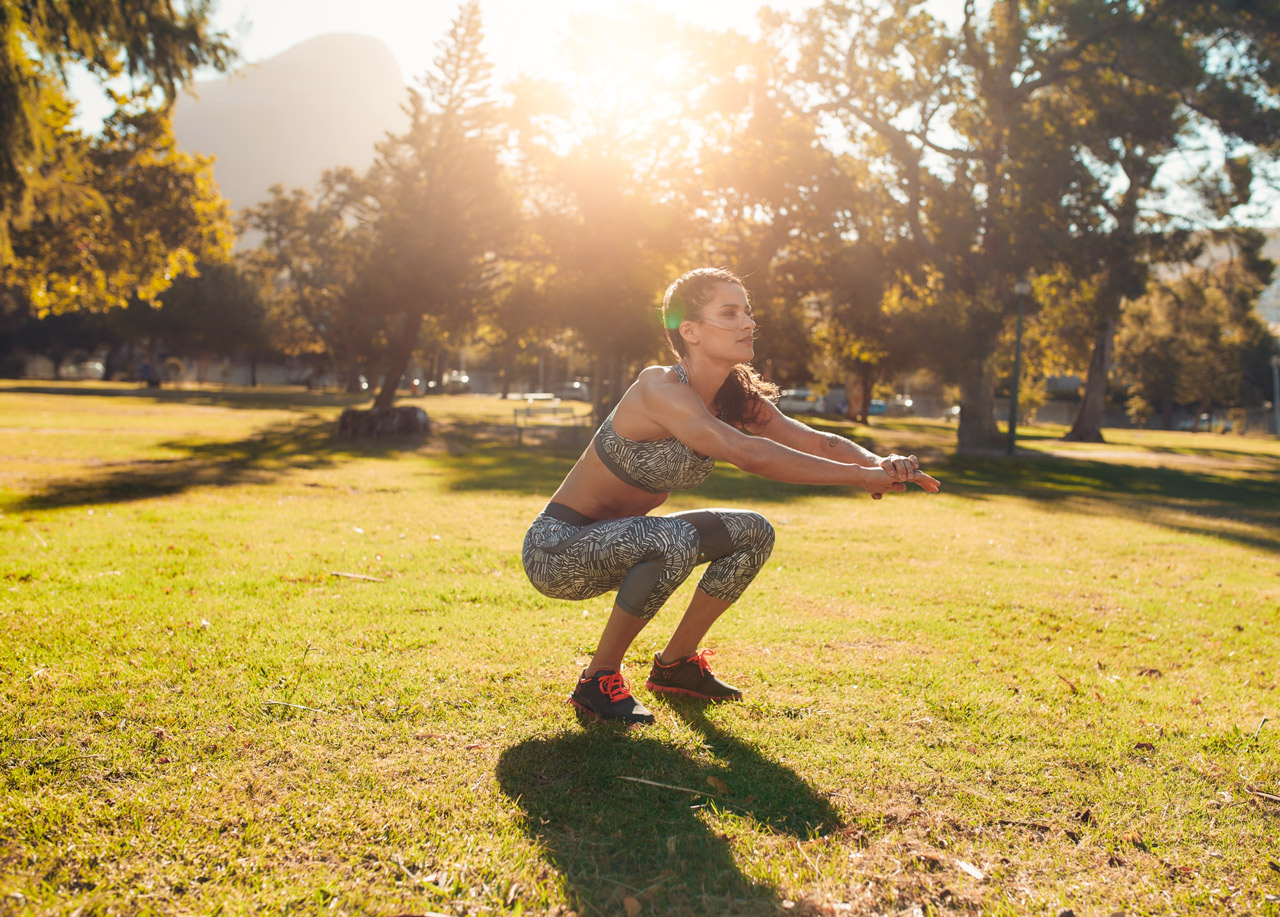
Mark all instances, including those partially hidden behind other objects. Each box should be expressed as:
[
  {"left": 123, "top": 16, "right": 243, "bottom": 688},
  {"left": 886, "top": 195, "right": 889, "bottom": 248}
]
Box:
[{"left": 592, "top": 364, "right": 716, "bottom": 494}]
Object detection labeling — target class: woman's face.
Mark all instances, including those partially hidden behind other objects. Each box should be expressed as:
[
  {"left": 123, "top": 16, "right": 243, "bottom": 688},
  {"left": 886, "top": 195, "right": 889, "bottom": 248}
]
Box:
[{"left": 687, "top": 282, "right": 756, "bottom": 361}]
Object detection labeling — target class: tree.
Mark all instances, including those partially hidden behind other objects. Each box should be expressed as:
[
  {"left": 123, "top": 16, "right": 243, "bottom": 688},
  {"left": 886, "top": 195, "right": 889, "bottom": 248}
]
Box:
[
  {"left": 240, "top": 174, "right": 376, "bottom": 392},
  {"left": 1116, "top": 228, "right": 1278, "bottom": 426},
  {"left": 357, "top": 1, "right": 516, "bottom": 410},
  {"left": 7, "top": 107, "right": 232, "bottom": 317},
  {"left": 791, "top": 0, "right": 1280, "bottom": 450},
  {"left": 1, "top": 0, "right": 236, "bottom": 291},
  {"left": 123, "top": 260, "right": 270, "bottom": 383},
  {"left": 499, "top": 31, "right": 693, "bottom": 417},
  {"left": 1055, "top": 0, "right": 1280, "bottom": 442},
  {"left": 791, "top": 0, "right": 1092, "bottom": 449}
]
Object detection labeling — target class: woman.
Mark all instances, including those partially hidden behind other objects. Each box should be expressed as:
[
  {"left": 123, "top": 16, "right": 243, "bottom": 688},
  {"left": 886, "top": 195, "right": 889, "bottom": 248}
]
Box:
[{"left": 522, "top": 268, "right": 940, "bottom": 724}]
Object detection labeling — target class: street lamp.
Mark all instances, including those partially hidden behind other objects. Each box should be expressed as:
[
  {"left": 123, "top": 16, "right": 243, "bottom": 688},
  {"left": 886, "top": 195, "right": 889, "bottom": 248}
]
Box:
[
  {"left": 1006, "top": 278, "right": 1031, "bottom": 456},
  {"left": 1271, "top": 353, "right": 1280, "bottom": 436}
]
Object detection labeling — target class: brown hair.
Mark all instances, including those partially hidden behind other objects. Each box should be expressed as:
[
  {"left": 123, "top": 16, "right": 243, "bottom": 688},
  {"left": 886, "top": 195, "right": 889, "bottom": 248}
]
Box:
[{"left": 661, "top": 268, "right": 778, "bottom": 429}]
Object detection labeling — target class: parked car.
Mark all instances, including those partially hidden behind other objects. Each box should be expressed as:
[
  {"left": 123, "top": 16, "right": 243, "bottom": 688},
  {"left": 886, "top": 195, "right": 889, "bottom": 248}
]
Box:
[
  {"left": 778, "top": 388, "right": 823, "bottom": 415},
  {"left": 868, "top": 398, "right": 887, "bottom": 416},
  {"left": 887, "top": 395, "right": 915, "bottom": 416},
  {"left": 441, "top": 370, "right": 470, "bottom": 394},
  {"left": 551, "top": 381, "right": 591, "bottom": 402}
]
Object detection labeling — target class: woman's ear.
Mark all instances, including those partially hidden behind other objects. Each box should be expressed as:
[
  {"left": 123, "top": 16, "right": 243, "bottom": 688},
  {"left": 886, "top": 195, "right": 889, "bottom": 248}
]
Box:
[{"left": 678, "top": 320, "right": 699, "bottom": 346}]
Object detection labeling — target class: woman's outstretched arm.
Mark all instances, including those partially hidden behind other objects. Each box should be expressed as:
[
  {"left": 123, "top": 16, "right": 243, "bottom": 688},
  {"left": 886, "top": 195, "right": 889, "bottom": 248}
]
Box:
[{"left": 647, "top": 382, "right": 939, "bottom": 495}]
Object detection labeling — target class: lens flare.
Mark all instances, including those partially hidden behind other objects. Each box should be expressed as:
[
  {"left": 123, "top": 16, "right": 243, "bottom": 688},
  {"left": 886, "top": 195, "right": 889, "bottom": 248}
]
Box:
[{"left": 663, "top": 301, "right": 685, "bottom": 329}]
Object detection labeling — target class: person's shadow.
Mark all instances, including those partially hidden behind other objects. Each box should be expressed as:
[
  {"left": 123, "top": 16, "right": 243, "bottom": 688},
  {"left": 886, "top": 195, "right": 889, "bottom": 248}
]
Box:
[{"left": 496, "top": 699, "right": 841, "bottom": 916}]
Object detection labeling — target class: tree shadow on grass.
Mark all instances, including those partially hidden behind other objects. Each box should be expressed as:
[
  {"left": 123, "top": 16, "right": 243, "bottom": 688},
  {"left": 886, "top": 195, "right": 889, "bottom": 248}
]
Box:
[
  {"left": 438, "top": 441, "right": 1280, "bottom": 553},
  {"left": 1, "top": 383, "right": 372, "bottom": 412},
  {"left": 496, "top": 699, "right": 840, "bottom": 917},
  {"left": 434, "top": 444, "right": 833, "bottom": 505},
  {"left": 941, "top": 452, "right": 1280, "bottom": 553},
  {"left": 9, "top": 413, "right": 423, "bottom": 510}
]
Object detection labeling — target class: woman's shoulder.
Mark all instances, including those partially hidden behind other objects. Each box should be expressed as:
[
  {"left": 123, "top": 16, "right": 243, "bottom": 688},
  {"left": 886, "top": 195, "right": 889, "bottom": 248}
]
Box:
[
  {"left": 630, "top": 364, "right": 685, "bottom": 395},
  {"left": 623, "top": 364, "right": 698, "bottom": 417},
  {"left": 635, "top": 364, "right": 680, "bottom": 383}
]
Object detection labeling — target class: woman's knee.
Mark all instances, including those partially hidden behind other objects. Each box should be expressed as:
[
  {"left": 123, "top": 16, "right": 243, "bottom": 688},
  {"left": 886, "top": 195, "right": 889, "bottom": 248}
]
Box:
[
  {"left": 724, "top": 511, "right": 775, "bottom": 560},
  {"left": 639, "top": 517, "right": 700, "bottom": 570}
]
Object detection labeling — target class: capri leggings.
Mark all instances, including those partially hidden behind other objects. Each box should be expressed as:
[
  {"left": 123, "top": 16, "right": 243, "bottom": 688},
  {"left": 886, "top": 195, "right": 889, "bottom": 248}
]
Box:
[{"left": 521, "top": 502, "right": 775, "bottom": 619}]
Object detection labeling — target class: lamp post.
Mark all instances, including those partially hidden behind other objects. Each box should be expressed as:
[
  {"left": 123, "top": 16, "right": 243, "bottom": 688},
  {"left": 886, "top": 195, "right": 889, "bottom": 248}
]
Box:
[
  {"left": 1271, "top": 353, "right": 1280, "bottom": 436},
  {"left": 1006, "top": 278, "right": 1031, "bottom": 456}
]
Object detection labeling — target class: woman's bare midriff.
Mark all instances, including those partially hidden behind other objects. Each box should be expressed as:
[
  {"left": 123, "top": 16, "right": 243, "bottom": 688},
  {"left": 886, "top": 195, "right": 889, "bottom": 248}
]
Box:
[{"left": 549, "top": 444, "right": 669, "bottom": 521}]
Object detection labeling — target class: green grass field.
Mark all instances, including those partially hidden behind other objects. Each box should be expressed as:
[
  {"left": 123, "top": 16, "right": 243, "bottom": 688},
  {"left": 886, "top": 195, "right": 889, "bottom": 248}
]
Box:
[{"left": 1, "top": 381, "right": 1277, "bottom": 916}]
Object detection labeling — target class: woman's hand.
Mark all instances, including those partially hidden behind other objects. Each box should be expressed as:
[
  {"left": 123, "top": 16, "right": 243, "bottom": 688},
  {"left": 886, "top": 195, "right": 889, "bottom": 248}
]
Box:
[
  {"left": 865, "top": 455, "right": 940, "bottom": 500},
  {"left": 879, "top": 452, "right": 919, "bottom": 481}
]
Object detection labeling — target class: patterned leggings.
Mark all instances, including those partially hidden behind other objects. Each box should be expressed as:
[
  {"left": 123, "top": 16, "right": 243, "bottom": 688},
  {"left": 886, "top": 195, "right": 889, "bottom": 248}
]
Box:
[{"left": 521, "top": 502, "right": 775, "bottom": 619}]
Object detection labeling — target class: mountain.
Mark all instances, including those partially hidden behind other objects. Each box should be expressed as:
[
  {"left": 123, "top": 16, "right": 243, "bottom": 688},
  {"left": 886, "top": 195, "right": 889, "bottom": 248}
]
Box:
[{"left": 173, "top": 34, "right": 409, "bottom": 219}]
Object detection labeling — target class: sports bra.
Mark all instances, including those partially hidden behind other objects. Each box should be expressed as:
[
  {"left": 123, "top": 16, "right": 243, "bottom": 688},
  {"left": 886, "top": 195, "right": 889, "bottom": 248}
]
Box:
[{"left": 592, "top": 364, "right": 716, "bottom": 494}]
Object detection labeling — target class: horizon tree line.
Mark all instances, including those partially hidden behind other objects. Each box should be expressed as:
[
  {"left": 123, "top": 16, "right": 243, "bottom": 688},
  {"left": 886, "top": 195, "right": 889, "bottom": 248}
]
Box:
[{"left": 2, "top": 0, "right": 1278, "bottom": 444}]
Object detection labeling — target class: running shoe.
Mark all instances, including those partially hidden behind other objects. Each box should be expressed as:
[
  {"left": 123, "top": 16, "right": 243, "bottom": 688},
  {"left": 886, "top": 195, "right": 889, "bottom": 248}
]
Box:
[
  {"left": 645, "top": 649, "right": 742, "bottom": 701},
  {"left": 568, "top": 669, "right": 655, "bottom": 725}
]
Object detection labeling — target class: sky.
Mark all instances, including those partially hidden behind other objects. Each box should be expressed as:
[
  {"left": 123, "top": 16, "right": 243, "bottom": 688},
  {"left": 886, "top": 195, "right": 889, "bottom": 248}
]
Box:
[
  {"left": 67, "top": 0, "right": 1275, "bottom": 227},
  {"left": 203, "top": 0, "right": 904, "bottom": 84}
]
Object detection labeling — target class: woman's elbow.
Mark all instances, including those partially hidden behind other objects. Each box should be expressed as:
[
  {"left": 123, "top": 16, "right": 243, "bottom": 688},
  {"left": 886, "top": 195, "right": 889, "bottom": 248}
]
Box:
[{"left": 726, "top": 441, "right": 769, "bottom": 475}]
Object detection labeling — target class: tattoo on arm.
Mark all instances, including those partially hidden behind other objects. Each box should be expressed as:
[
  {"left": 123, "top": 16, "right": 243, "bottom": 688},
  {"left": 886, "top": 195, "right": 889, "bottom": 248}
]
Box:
[{"left": 823, "top": 434, "right": 841, "bottom": 450}]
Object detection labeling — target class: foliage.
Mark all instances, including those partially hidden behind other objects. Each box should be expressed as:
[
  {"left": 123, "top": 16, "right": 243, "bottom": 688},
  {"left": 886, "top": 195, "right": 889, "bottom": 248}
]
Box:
[
  {"left": 111, "top": 260, "right": 270, "bottom": 362},
  {"left": 354, "top": 1, "right": 516, "bottom": 410},
  {"left": 1116, "top": 228, "right": 1279, "bottom": 426},
  {"left": 240, "top": 174, "right": 378, "bottom": 391},
  {"left": 0, "top": 0, "right": 236, "bottom": 297},
  {"left": 501, "top": 8, "right": 710, "bottom": 415},
  {"left": 788, "top": 0, "right": 1280, "bottom": 450},
  {"left": 240, "top": 2, "right": 517, "bottom": 407},
  {"left": 5, "top": 107, "right": 232, "bottom": 316}
]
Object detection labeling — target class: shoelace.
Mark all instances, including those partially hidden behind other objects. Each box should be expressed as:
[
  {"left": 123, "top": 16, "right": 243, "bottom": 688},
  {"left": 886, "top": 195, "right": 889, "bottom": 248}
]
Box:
[
  {"left": 692, "top": 648, "right": 715, "bottom": 675},
  {"left": 597, "top": 672, "right": 633, "bottom": 701}
]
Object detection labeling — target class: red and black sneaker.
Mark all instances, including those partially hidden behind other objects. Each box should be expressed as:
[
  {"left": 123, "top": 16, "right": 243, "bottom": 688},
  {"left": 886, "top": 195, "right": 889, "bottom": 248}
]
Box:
[
  {"left": 568, "top": 669, "right": 656, "bottom": 725},
  {"left": 645, "top": 649, "right": 742, "bottom": 702}
]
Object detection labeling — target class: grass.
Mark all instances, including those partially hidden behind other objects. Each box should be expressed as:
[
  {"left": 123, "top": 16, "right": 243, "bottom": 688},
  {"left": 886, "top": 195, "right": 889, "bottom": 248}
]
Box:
[{"left": 1, "top": 380, "right": 1278, "bottom": 916}]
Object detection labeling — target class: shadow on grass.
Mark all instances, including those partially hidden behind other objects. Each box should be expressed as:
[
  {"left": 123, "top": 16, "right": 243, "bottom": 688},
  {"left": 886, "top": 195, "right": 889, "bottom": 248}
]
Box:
[
  {"left": 437, "top": 439, "right": 1280, "bottom": 553},
  {"left": 940, "top": 452, "right": 1280, "bottom": 552},
  {"left": 497, "top": 699, "right": 839, "bottom": 916},
  {"left": 8, "top": 413, "right": 424, "bottom": 510},
  {"left": 1, "top": 383, "right": 372, "bottom": 412},
  {"left": 434, "top": 443, "right": 833, "bottom": 506}
]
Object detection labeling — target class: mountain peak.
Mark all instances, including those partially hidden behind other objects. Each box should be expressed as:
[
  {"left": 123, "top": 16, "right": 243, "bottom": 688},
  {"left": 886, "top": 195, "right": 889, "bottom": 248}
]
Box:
[{"left": 174, "top": 34, "right": 409, "bottom": 221}]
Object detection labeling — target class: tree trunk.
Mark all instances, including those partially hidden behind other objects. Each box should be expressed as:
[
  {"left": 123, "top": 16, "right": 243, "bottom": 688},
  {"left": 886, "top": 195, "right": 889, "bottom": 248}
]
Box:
[
  {"left": 1064, "top": 316, "right": 1115, "bottom": 443},
  {"left": 344, "top": 361, "right": 363, "bottom": 394},
  {"left": 1159, "top": 395, "right": 1172, "bottom": 430},
  {"left": 609, "top": 352, "right": 625, "bottom": 421},
  {"left": 854, "top": 364, "right": 875, "bottom": 423},
  {"left": 144, "top": 338, "right": 161, "bottom": 387},
  {"left": 103, "top": 342, "right": 129, "bottom": 382},
  {"left": 374, "top": 310, "right": 420, "bottom": 410},
  {"left": 956, "top": 359, "right": 999, "bottom": 451}
]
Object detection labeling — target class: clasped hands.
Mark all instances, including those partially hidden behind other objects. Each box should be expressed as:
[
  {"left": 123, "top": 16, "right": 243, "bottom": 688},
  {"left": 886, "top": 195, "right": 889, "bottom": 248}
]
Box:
[{"left": 871, "top": 452, "right": 940, "bottom": 499}]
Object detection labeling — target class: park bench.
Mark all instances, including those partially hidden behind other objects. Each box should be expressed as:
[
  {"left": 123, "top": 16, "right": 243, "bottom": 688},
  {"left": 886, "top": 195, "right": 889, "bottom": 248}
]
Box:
[{"left": 513, "top": 401, "right": 593, "bottom": 445}]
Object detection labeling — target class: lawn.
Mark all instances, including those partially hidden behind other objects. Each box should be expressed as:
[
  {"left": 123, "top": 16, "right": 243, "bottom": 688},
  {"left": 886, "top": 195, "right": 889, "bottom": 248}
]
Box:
[{"left": 1, "top": 381, "right": 1277, "bottom": 916}]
